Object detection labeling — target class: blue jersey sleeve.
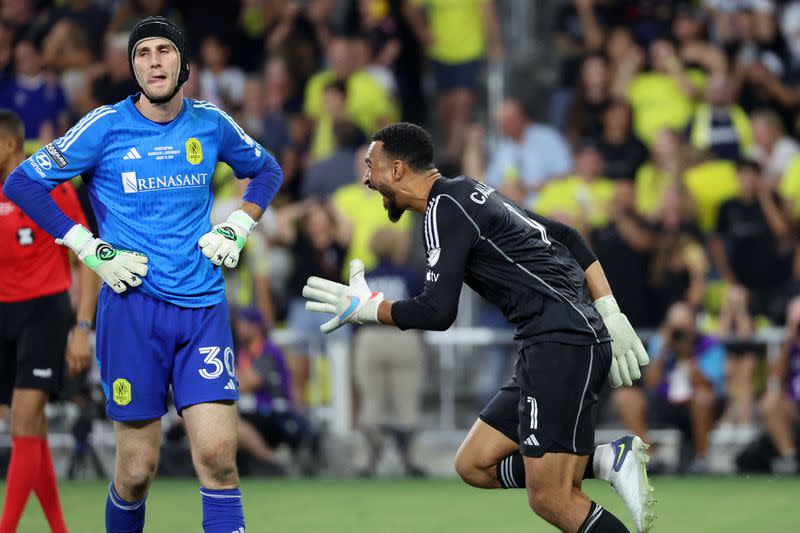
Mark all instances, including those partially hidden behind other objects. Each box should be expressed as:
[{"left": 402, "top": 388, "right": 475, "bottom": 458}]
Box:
[
  {"left": 21, "top": 106, "right": 116, "bottom": 189},
  {"left": 197, "top": 101, "right": 268, "bottom": 177}
]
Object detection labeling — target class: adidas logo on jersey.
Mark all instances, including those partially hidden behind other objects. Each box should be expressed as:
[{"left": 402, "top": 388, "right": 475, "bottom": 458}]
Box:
[
  {"left": 123, "top": 147, "right": 142, "bottom": 160},
  {"left": 224, "top": 379, "right": 236, "bottom": 391}
]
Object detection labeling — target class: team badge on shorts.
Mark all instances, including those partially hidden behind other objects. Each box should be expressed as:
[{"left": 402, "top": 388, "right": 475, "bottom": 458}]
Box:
[
  {"left": 186, "top": 137, "right": 203, "bottom": 165},
  {"left": 113, "top": 378, "right": 132, "bottom": 406}
]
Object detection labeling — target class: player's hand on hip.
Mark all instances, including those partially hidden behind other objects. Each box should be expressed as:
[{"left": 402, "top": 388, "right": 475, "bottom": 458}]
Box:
[
  {"left": 594, "top": 295, "right": 649, "bottom": 388},
  {"left": 198, "top": 210, "right": 256, "bottom": 268},
  {"left": 303, "top": 259, "right": 384, "bottom": 333},
  {"left": 58, "top": 224, "right": 148, "bottom": 294}
]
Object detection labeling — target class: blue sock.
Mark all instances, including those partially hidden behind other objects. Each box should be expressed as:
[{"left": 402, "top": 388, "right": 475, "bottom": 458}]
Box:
[
  {"left": 105, "top": 482, "right": 146, "bottom": 533},
  {"left": 200, "top": 487, "right": 245, "bottom": 533}
]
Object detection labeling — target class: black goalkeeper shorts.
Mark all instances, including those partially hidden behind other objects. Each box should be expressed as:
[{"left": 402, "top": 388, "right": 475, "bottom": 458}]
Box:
[{"left": 479, "top": 341, "right": 611, "bottom": 458}]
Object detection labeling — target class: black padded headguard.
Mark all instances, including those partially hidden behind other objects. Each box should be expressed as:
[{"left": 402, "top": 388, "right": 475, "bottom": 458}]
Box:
[{"left": 128, "top": 16, "right": 190, "bottom": 103}]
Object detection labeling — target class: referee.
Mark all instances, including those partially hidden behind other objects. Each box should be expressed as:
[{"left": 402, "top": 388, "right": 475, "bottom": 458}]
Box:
[
  {"left": 304, "top": 123, "right": 654, "bottom": 533},
  {"left": 0, "top": 110, "right": 97, "bottom": 532}
]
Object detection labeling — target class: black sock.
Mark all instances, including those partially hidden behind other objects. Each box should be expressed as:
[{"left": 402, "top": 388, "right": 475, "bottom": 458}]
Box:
[
  {"left": 584, "top": 450, "right": 595, "bottom": 479},
  {"left": 578, "top": 501, "right": 629, "bottom": 533},
  {"left": 496, "top": 453, "right": 526, "bottom": 488}
]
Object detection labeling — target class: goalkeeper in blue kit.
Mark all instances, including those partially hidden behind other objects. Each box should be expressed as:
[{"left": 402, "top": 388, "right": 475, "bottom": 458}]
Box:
[{"left": 2, "top": 17, "right": 282, "bottom": 533}]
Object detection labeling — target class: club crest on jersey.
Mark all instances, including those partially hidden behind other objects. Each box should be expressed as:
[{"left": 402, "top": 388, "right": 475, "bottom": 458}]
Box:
[
  {"left": 427, "top": 247, "right": 441, "bottom": 267},
  {"left": 113, "top": 378, "right": 132, "bottom": 406},
  {"left": 186, "top": 137, "right": 203, "bottom": 165}
]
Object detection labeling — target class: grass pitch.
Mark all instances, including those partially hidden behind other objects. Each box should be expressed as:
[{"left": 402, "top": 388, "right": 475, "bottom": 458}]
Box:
[{"left": 5, "top": 476, "right": 798, "bottom": 532}]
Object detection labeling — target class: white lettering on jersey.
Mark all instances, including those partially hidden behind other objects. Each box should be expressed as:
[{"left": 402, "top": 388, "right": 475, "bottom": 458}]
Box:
[
  {"left": 470, "top": 182, "right": 495, "bottom": 205},
  {"left": 426, "top": 271, "right": 439, "bottom": 282},
  {"left": 121, "top": 171, "right": 209, "bottom": 193}
]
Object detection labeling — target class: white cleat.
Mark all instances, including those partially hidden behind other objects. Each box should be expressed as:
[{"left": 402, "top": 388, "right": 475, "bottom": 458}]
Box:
[{"left": 607, "top": 435, "right": 656, "bottom": 532}]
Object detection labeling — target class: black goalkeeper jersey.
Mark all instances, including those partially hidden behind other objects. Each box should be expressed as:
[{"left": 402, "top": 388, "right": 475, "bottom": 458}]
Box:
[{"left": 391, "top": 176, "right": 610, "bottom": 347}]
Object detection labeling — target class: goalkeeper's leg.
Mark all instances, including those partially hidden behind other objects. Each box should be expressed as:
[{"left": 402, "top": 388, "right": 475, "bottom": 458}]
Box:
[
  {"left": 107, "top": 419, "right": 161, "bottom": 533},
  {"left": 184, "top": 401, "right": 245, "bottom": 533}
]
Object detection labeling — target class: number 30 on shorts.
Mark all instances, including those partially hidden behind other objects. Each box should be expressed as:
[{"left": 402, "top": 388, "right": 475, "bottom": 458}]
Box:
[{"left": 198, "top": 346, "right": 235, "bottom": 380}]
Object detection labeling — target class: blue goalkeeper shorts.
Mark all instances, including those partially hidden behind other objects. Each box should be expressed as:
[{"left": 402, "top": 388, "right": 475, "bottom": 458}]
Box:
[{"left": 95, "top": 285, "right": 238, "bottom": 422}]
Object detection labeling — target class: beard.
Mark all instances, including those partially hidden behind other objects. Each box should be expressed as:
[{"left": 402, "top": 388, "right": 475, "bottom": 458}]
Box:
[
  {"left": 141, "top": 84, "right": 177, "bottom": 104},
  {"left": 383, "top": 190, "right": 405, "bottom": 222}
]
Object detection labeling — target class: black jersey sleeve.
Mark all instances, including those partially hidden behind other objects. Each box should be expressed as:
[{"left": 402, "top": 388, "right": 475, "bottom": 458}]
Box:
[
  {"left": 524, "top": 209, "right": 597, "bottom": 270},
  {"left": 391, "top": 195, "right": 478, "bottom": 331}
]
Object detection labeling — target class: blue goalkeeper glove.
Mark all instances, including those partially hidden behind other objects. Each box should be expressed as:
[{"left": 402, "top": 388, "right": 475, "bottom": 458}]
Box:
[
  {"left": 198, "top": 210, "right": 256, "bottom": 268},
  {"left": 58, "top": 224, "right": 148, "bottom": 294},
  {"left": 302, "top": 259, "right": 384, "bottom": 333},
  {"left": 594, "top": 295, "right": 649, "bottom": 387}
]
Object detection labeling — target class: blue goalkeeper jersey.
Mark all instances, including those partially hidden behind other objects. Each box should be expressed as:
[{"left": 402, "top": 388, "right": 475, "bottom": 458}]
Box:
[{"left": 21, "top": 95, "right": 272, "bottom": 307}]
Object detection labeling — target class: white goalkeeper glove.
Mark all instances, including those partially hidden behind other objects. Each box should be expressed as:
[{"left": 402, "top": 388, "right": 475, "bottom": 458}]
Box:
[
  {"left": 594, "top": 295, "right": 649, "bottom": 388},
  {"left": 198, "top": 210, "right": 256, "bottom": 268},
  {"left": 302, "top": 259, "right": 384, "bottom": 333},
  {"left": 58, "top": 224, "right": 148, "bottom": 294}
]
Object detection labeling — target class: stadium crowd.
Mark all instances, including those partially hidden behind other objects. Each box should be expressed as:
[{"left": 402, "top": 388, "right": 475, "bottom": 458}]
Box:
[{"left": 0, "top": 0, "right": 799, "bottom": 478}]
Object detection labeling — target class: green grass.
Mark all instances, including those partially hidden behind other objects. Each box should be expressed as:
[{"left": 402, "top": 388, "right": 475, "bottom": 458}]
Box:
[{"left": 5, "top": 476, "right": 799, "bottom": 532}]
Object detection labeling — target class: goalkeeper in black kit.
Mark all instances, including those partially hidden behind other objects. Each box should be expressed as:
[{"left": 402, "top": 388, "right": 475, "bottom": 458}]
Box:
[{"left": 302, "top": 123, "right": 655, "bottom": 533}]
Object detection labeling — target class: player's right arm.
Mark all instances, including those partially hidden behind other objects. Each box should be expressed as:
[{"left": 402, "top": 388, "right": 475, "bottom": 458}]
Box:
[
  {"left": 303, "top": 194, "right": 474, "bottom": 333},
  {"left": 2, "top": 106, "right": 148, "bottom": 293}
]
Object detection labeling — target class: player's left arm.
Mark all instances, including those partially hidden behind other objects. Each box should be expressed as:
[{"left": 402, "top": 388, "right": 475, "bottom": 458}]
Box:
[
  {"left": 525, "top": 208, "right": 649, "bottom": 388},
  {"left": 199, "top": 107, "right": 284, "bottom": 268}
]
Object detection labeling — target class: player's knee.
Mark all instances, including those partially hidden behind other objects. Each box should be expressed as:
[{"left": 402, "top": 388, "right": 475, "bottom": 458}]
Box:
[
  {"left": 196, "top": 441, "right": 238, "bottom": 485},
  {"left": 116, "top": 461, "right": 157, "bottom": 500},
  {"left": 9, "top": 403, "right": 43, "bottom": 436},
  {"left": 453, "top": 448, "right": 487, "bottom": 487},
  {"left": 526, "top": 487, "right": 561, "bottom": 522}
]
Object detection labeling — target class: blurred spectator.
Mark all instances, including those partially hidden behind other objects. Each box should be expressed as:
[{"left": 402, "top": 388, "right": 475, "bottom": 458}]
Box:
[
  {"left": 590, "top": 182, "right": 655, "bottom": 327},
  {"left": 635, "top": 129, "right": 689, "bottom": 219},
  {"left": 302, "top": 120, "right": 364, "bottom": 200},
  {"left": 597, "top": 98, "right": 649, "bottom": 181},
  {"left": 303, "top": 35, "right": 397, "bottom": 141},
  {"left": 0, "top": 0, "right": 36, "bottom": 38},
  {"left": 484, "top": 97, "right": 573, "bottom": 205},
  {"left": 760, "top": 295, "right": 800, "bottom": 474},
  {"left": 87, "top": 33, "right": 138, "bottom": 109},
  {"left": 0, "top": 39, "right": 67, "bottom": 145},
  {"left": 709, "top": 159, "right": 793, "bottom": 325},
  {"left": 0, "top": 23, "right": 13, "bottom": 83},
  {"left": 309, "top": 79, "right": 350, "bottom": 162},
  {"left": 358, "top": 0, "right": 427, "bottom": 124},
  {"left": 41, "top": 21, "right": 94, "bottom": 113},
  {"left": 673, "top": 3, "right": 726, "bottom": 75},
  {"left": 265, "top": 0, "right": 331, "bottom": 92},
  {"left": 406, "top": 0, "right": 503, "bottom": 170},
  {"left": 355, "top": 229, "right": 425, "bottom": 477},
  {"left": 198, "top": 34, "right": 245, "bottom": 110},
  {"left": 686, "top": 69, "right": 754, "bottom": 161},
  {"left": 613, "top": 302, "right": 726, "bottom": 474},
  {"left": 648, "top": 183, "right": 707, "bottom": 318},
  {"left": 332, "top": 144, "right": 412, "bottom": 276},
  {"left": 750, "top": 109, "right": 800, "bottom": 183},
  {"left": 235, "top": 308, "right": 313, "bottom": 476},
  {"left": 534, "top": 142, "right": 614, "bottom": 231},
  {"left": 623, "top": 38, "right": 706, "bottom": 146},
  {"left": 107, "top": 0, "right": 181, "bottom": 34},
  {"left": 40, "top": 0, "right": 110, "bottom": 61},
  {"left": 211, "top": 178, "right": 277, "bottom": 329},
  {"left": 551, "top": 0, "right": 613, "bottom": 129},
  {"left": 350, "top": 32, "right": 397, "bottom": 97},
  {"left": 565, "top": 52, "right": 611, "bottom": 147},
  {"left": 260, "top": 56, "right": 296, "bottom": 161},
  {"left": 276, "top": 199, "right": 352, "bottom": 408}
]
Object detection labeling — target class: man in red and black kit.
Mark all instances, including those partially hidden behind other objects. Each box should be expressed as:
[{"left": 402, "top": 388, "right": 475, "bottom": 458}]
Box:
[{"left": 0, "top": 110, "right": 98, "bottom": 532}]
